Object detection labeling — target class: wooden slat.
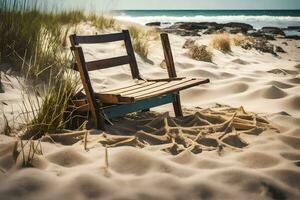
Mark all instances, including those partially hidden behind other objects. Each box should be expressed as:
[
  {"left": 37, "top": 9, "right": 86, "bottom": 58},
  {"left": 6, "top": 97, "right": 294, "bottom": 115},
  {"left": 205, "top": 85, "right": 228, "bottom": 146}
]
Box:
[
  {"left": 146, "top": 77, "right": 185, "bottom": 82},
  {"left": 85, "top": 56, "right": 131, "bottom": 71},
  {"left": 75, "top": 33, "right": 125, "bottom": 44},
  {"left": 120, "top": 81, "right": 174, "bottom": 96},
  {"left": 135, "top": 79, "right": 210, "bottom": 100},
  {"left": 102, "top": 81, "right": 155, "bottom": 94},
  {"left": 122, "top": 79, "right": 192, "bottom": 97}
]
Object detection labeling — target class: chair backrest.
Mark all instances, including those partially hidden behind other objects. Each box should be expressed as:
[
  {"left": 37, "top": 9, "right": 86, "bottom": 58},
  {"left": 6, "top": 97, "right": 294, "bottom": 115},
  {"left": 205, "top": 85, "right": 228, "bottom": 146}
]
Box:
[{"left": 69, "top": 30, "right": 140, "bottom": 79}]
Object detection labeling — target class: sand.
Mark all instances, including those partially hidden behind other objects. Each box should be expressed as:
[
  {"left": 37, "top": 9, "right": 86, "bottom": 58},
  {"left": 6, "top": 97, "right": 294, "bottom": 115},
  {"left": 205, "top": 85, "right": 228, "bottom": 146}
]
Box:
[{"left": 0, "top": 23, "right": 300, "bottom": 200}]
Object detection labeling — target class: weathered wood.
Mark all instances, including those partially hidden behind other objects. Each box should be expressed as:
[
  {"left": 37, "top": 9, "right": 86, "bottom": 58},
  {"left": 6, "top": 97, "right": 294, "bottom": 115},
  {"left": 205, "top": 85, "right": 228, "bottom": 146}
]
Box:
[
  {"left": 95, "top": 93, "right": 134, "bottom": 104},
  {"left": 161, "top": 33, "right": 183, "bottom": 117},
  {"left": 85, "top": 56, "right": 131, "bottom": 71},
  {"left": 131, "top": 79, "right": 209, "bottom": 99},
  {"left": 69, "top": 31, "right": 210, "bottom": 130},
  {"left": 121, "top": 81, "right": 171, "bottom": 96},
  {"left": 74, "top": 33, "right": 125, "bottom": 44},
  {"left": 135, "top": 79, "right": 210, "bottom": 100},
  {"left": 102, "top": 81, "right": 155, "bottom": 94},
  {"left": 73, "top": 46, "right": 105, "bottom": 130},
  {"left": 146, "top": 77, "right": 186, "bottom": 82},
  {"left": 123, "top": 30, "right": 140, "bottom": 79},
  {"left": 103, "top": 94, "right": 175, "bottom": 118}
]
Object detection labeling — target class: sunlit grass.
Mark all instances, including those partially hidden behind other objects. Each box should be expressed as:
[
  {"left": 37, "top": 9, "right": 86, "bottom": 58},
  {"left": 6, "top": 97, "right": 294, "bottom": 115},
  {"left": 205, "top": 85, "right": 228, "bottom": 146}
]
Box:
[
  {"left": 128, "top": 25, "right": 151, "bottom": 58},
  {"left": 211, "top": 33, "right": 232, "bottom": 53},
  {"left": 188, "top": 45, "right": 213, "bottom": 62},
  {"left": 88, "top": 14, "right": 116, "bottom": 30}
]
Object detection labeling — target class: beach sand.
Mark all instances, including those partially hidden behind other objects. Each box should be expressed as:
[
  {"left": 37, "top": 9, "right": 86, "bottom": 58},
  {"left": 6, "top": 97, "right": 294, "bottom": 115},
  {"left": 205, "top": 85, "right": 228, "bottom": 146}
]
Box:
[{"left": 0, "top": 23, "right": 299, "bottom": 199}]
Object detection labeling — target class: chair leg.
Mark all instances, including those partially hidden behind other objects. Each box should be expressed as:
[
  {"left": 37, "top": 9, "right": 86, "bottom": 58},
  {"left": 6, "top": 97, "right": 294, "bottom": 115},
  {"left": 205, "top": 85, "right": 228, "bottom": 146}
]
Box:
[
  {"left": 173, "top": 93, "right": 183, "bottom": 117},
  {"left": 94, "top": 112, "right": 106, "bottom": 130},
  {"left": 161, "top": 33, "right": 184, "bottom": 118}
]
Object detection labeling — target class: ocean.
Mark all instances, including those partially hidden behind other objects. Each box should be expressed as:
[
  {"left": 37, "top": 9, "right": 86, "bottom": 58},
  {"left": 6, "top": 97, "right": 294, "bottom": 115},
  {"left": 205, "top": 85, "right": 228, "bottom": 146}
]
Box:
[{"left": 114, "top": 10, "right": 300, "bottom": 35}]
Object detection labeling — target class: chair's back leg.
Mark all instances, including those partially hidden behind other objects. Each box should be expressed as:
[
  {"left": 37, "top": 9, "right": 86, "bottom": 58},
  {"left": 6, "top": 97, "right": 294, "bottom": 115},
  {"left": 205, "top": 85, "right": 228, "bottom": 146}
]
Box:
[
  {"left": 160, "top": 33, "right": 183, "bottom": 117},
  {"left": 73, "top": 47, "right": 106, "bottom": 130}
]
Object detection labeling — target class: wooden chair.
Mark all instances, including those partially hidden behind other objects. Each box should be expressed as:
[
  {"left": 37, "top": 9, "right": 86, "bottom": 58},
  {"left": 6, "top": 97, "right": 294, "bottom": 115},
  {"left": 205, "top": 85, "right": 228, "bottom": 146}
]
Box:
[{"left": 69, "top": 30, "right": 209, "bottom": 130}]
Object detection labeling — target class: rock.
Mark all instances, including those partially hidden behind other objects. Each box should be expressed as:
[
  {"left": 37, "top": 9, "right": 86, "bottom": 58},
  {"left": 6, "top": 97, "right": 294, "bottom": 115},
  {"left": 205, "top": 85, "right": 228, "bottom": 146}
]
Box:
[
  {"left": 223, "top": 22, "right": 253, "bottom": 33},
  {"left": 260, "top": 27, "right": 286, "bottom": 36},
  {"left": 248, "top": 31, "right": 275, "bottom": 40},
  {"left": 145, "top": 22, "right": 161, "bottom": 27},
  {"left": 183, "top": 39, "right": 196, "bottom": 49},
  {"left": 282, "top": 42, "right": 288, "bottom": 46},
  {"left": 285, "top": 35, "right": 300, "bottom": 40},
  {"left": 241, "top": 38, "right": 277, "bottom": 55},
  {"left": 163, "top": 28, "right": 201, "bottom": 36},
  {"left": 165, "top": 22, "right": 253, "bottom": 35},
  {"left": 169, "top": 22, "right": 211, "bottom": 30},
  {"left": 275, "top": 46, "right": 286, "bottom": 53},
  {"left": 287, "top": 26, "right": 300, "bottom": 30}
]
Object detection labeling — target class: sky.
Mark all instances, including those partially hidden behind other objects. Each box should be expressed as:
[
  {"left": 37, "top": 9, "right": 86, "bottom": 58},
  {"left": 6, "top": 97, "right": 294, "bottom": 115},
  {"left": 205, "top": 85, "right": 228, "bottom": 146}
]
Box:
[
  {"left": 113, "top": 0, "right": 300, "bottom": 10},
  {"left": 45, "top": 0, "right": 300, "bottom": 10}
]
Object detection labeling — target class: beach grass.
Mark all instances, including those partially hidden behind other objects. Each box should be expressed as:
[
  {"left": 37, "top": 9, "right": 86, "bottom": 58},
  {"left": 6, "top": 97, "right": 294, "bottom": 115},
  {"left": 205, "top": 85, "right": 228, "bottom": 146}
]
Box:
[
  {"left": 22, "top": 70, "right": 80, "bottom": 139},
  {"left": 211, "top": 33, "right": 232, "bottom": 53},
  {"left": 88, "top": 14, "right": 116, "bottom": 30},
  {"left": 128, "top": 25, "right": 150, "bottom": 58},
  {"left": 0, "top": 0, "right": 84, "bottom": 137},
  {"left": 232, "top": 33, "right": 254, "bottom": 46},
  {"left": 188, "top": 45, "right": 213, "bottom": 62}
]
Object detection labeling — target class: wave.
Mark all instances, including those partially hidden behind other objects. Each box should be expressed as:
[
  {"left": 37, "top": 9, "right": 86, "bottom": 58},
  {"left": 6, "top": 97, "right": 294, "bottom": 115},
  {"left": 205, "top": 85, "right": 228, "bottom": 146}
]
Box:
[{"left": 115, "top": 15, "right": 300, "bottom": 29}]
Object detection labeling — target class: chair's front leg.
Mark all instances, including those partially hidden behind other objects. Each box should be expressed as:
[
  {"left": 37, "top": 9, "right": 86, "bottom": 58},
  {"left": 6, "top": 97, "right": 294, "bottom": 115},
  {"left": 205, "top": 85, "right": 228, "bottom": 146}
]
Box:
[{"left": 160, "top": 33, "right": 183, "bottom": 117}]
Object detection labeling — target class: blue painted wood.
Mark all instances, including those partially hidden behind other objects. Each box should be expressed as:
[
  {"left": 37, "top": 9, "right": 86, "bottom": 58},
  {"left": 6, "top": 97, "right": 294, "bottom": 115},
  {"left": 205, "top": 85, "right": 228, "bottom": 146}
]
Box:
[{"left": 103, "top": 93, "right": 175, "bottom": 118}]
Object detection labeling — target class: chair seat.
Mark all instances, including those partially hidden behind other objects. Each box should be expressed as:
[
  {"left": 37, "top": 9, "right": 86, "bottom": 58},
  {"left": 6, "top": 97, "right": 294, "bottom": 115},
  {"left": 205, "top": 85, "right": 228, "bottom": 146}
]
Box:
[{"left": 95, "top": 78, "right": 209, "bottom": 104}]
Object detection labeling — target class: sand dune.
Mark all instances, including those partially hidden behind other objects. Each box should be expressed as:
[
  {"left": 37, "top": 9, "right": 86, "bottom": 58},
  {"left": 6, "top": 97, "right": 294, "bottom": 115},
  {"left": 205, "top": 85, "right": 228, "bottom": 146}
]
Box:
[{"left": 0, "top": 24, "right": 300, "bottom": 200}]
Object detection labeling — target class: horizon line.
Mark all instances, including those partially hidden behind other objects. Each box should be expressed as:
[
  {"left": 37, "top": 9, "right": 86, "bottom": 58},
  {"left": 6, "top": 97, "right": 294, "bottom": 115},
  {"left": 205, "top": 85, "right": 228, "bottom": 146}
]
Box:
[{"left": 112, "top": 9, "right": 300, "bottom": 11}]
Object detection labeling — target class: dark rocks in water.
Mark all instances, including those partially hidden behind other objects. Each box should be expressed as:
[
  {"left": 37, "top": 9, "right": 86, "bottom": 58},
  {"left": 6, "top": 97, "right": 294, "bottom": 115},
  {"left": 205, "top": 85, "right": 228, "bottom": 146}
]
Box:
[
  {"left": 145, "top": 22, "right": 161, "bottom": 27},
  {"left": 286, "top": 26, "right": 300, "bottom": 30},
  {"left": 183, "top": 38, "right": 196, "bottom": 49},
  {"left": 248, "top": 31, "right": 276, "bottom": 40},
  {"left": 260, "top": 27, "right": 286, "bottom": 36},
  {"left": 285, "top": 35, "right": 300, "bottom": 40},
  {"left": 169, "top": 22, "right": 213, "bottom": 30},
  {"left": 275, "top": 46, "right": 286, "bottom": 53},
  {"left": 203, "top": 27, "right": 218, "bottom": 34},
  {"left": 168, "top": 22, "right": 252, "bottom": 35},
  {"left": 163, "top": 28, "right": 201, "bottom": 37},
  {"left": 223, "top": 22, "right": 253, "bottom": 33}
]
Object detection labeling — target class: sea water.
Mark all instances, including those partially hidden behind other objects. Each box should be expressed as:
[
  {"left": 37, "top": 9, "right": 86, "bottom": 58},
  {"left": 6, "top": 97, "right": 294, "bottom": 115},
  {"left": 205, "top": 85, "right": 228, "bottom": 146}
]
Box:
[{"left": 114, "top": 10, "right": 300, "bottom": 35}]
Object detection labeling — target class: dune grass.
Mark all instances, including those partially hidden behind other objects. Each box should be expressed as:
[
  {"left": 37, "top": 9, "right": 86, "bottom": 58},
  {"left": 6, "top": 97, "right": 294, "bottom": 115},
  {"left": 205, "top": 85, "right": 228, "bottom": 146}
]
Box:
[
  {"left": 128, "top": 25, "right": 151, "bottom": 58},
  {"left": 188, "top": 45, "right": 213, "bottom": 62},
  {"left": 232, "top": 33, "right": 254, "bottom": 46},
  {"left": 211, "top": 33, "right": 232, "bottom": 53},
  {"left": 0, "top": 0, "right": 78, "bottom": 81},
  {"left": 0, "top": 0, "right": 85, "bottom": 138},
  {"left": 88, "top": 14, "right": 116, "bottom": 30},
  {"left": 22, "top": 70, "right": 80, "bottom": 139}
]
